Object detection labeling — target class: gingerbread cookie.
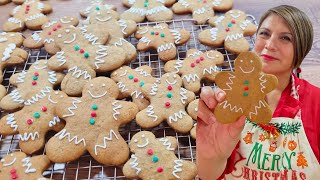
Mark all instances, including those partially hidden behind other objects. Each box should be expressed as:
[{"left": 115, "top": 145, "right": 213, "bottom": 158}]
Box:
[
  {"left": 123, "top": 131, "right": 197, "bottom": 179},
  {"left": 46, "top": 77, "right": 139, "bottom": 165},
  {"left": 136, "top": 73, "right": 195, "bottom": 133},
  {"left": 0, "top": 85, "right": 6, "bottom": 100},
  {"left": 164, "top": 49, "right": 224, "bottom": 93},
  {"left": 0, "top": 0, "right": 10, "bottom": 5},
  {"left": 0, "top": 32, "right": 28, "bottom": 84},
  {"left": 135, "top": 23, "right": 190, "bottom": 61},
  {"left": 79, "top": 0, "right": 118, "bottom": 19},
  {"left": 81, "top": 4, "right": 137, "bottom": 63},
  {"left": 199, "top": 9, "right": 257, "bottom": 54},
  {"left": 23, "top": 16, "right": 79, "bottom": 55},
  {"left": 3, "top": 0, "right": 52, "bottom": 32},
  {"left": 214, "top": 52, "right": 278, "bottom": 124},
  {"left": 172, "top": 0, "right": 233, "bottom": 24},
  {"left": 0, "top": 90, "right": 66, "bottom": 154},
  {"left": 187, "top": 99, "right": 198, "bottom": 139},
  {"left": 0, "top": 152, "right": 51, "bottom": 180},
  {"left": 111, "top": 65, "right": 158, "bottom": 110},
  {"left": 47, "top": 25, "right": 126, "bottom": 96},
  {"left": 0, "top": 60, "right": 64, "bottom": 112},
  {"left": 121, "top": 0, "right": 175, "bottom": 22}
]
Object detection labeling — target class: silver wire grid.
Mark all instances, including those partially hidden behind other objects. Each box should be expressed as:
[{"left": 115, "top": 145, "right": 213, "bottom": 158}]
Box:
[{"left": 0, "top": 17, "right": 257, "bottom": 179}]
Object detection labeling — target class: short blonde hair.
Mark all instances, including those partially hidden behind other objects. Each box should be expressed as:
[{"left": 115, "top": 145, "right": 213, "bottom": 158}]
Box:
[{"left": 257, "top": 5, "right": 314, "bottom": 68}]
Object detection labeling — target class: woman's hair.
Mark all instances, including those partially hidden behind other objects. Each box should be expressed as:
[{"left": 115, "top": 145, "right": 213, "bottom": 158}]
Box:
[{"left": 257, "top": 5, "right": 314, "bottom": 68}]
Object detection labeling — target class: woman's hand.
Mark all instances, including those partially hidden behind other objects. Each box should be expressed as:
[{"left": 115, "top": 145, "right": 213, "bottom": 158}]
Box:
[{"left": 196, "top": 86, "right": 246, "bottom": 180}]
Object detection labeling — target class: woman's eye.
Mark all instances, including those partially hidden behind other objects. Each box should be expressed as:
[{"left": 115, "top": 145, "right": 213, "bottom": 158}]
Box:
[
  {"left": 259, "top": 31, "right": 269, "bottom": 36},
  {"left": 281, "top": 36, "right": 291, "bottom": 41}
]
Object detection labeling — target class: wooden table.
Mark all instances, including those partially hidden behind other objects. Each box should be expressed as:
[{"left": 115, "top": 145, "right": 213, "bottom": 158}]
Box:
[{"left": 0, "top": 0, "right": 319, "bottom": 87}]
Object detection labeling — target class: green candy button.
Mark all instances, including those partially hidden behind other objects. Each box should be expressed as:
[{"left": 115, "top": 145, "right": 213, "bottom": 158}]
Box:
[
  {"left": 90, "top": 119, "right": 95, "bottom": 125},
  {"left": 34, "top": 112, "right": 40, "bottom": 118},
  {"left": 152, "top": 156, "right": 159, "bottom": 163}
]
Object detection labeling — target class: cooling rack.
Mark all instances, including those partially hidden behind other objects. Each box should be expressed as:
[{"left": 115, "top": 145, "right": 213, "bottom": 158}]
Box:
[{"left": 0, "top": 16, "right": 257, "bottom": 179}]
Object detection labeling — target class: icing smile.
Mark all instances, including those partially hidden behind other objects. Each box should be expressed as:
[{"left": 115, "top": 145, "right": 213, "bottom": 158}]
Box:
[
  {"left": 134, "top": 135, "right": 149, "bottom": 148},
  {"left": 60, "top": 17, "right": 73, "bottom": 24},
  {"left": 230, "top": 12, "right": 241, "bottom": 18},
  {"left": 166, "top": 79, "right": 177, "bottom": 85},
  {"left": 88, "top": 91, "right": 107, "bottom": 98},
  {"left": 1, "top": 157, "right": 17, "bottom": 167},
  {"left": 239, "top": 67, "right": 255, "bottom": 74},
  {"left": 64, "top": 34, "right": 76, "bottom": 44}
]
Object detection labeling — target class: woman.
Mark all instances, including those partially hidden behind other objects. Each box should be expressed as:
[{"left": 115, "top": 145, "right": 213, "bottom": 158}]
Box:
[{"left": 197, "top": 5, "right": 320, "bottom": 180}]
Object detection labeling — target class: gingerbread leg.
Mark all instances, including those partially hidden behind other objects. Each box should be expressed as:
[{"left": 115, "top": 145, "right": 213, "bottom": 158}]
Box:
[
  {"left": 246, "top": 100, "right": 273, "bottom": 124},
  {"left": 214, "top": 100, "right": 244, "bottom": 124}
]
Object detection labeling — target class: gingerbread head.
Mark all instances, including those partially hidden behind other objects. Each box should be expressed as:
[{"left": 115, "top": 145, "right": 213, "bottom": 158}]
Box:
[{"left": 214, "top": 52, "right": 278, "bottom": 124}]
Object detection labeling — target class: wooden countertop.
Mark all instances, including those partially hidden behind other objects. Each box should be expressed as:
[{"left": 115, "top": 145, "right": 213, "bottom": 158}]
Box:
[{"left": 1, "top": 0, "right": 319, "bottom": 88}]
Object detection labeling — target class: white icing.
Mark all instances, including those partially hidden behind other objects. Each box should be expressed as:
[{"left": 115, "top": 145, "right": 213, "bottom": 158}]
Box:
[
  {"left": 44, "top": 38, "right": 54, "bottom": 44},
  {"left": 137, "top": 26, "right": 148, "bottom": 35},
  {"left": 9, "top": 89, "right": 24, "bottom": 104},
  {"left": 95, "top": 45, "right": 108, "bottom": 69},
  {"left": 119, "top": 70, "right": 128, "bottom": 77},
  {"left": 2, "top": 157, "right": 16, "bottom": 166},
  {"left": 8, "top": 17, "right": 22, "bottom": 27},
  {"left": 182, "top": 74, "right": 199, "bottom": 83},
  {"left": 135, "top": 68, "right": 150, "bottom": 76},
  {"left": 60, "top": 18, "right": 72, "bottom": 24},
  {"left": 128, "top": 7, "right": 145, "bottom": 16},
  {"left": 48, "top": 71, "right": 58, "bottom": 84},
  {"left": 146, "top": 6, "right": 169, "bottom": 16},
  {"left": 170, "top": 30, "right": 182, "bottom": 44},
  {"left": 168, "top": 110, "right": 187, "bottom": 123},
  {"left": 25, "top": 13, "right": 45, "bottom": 21},
  {"left": 139, "top": 36, "right": 151, "bottom": 46},
  {"left": 149, "top": 83, "right": 158, "bottom": 96},
  {"left": 56, "top": 51, "right": 66, "bottom": 66},
  {"left": 180, "top": 0, "right": 190, "bottom": 8},
  {"left": 239, "top": 66, "right": 255, "bottom": 74},
  {"left": 173, "top": 60, "right": 183, "bottom": 73},
  {"left": 259, "top": 74, "right": 267, "bottom": 93},
  {"left": 146, "top": 105, "right": 158, "bottom": 121},
  {"left": 0, "top": 37, "right": 8, "bottom": 42},
  {"left": 37, "top": 2, "right": 44, "bottom": 10},
  {"left": 225, "top": 33, "right": 243, "bottom": 41},
  {"left": 24, "top": 86, "right": 52, "bottom": 106},
  {"left": 219, "top": 100, "right": 244, "bottom": 113},
  {"left": 240, "top": 19, "right": 251, "bottom": 30},
  {"left": 117, "top": 82, "right": 129, "bottom": 92},
  {"left": 44, "top": 21, "right": 57, "bottom": 28},
  {"left": 165, "top": 79, "right": 177, "bottom": 85},
  {"left": 12, "top": 5, "right": 21, "bottom": 15},
  {"left": 16, "top": 71, "right": 27, "bottom": 83},
  {"left": 130, "top": 154, "right": 141, "bottom": 175},
  {"left": 31, "top": 33, "right": 42, "bottom": 43},
  {"left": 49, "top": 116, "right": 61, "bottom": 127},
  {"left": 2, "top": 43, "right": 16, "bottom": 61},
  {"left": 131, "top": 90, "right": 144, "bottom": 98},
  {"left": 210, "top": 28, "right": 218, "bottom": 41},
  {"left": 33, "top": 61, "right": 47, "bottom": 70},
  {"left": 172, "top": 160, "right": 183, "bottom": 178},
  {"left": 94, "top": 129, "right": 119, "bottom": 155},
  {"left": 157, "top": 43, "right": 174, "bottom": 53},
  {"left": 55, "top": 129, "right": 86, "bottom": 146},
  {"left": 118, "top": 19, "right": 128, "bottom": 35},
  {"left": 6, "top": 114, "right": 18, "bottom": 131},
  {"left": 112, "top": 100, "right": 122, "bottom": 120},
  {"left": 187, "top": 51, "right": 202, "bottom": 57},
  {"left": 19, "top": 132, "right": 40, "bottom": 141},
  {"left": 96, "top": 16, "right": 111, "bottom": 22},
  {"left": 113, "top": 38, "right": 126, "bottom": 47},
  {"left": 206, "top": 51, "right": 219, "bottom": 59},
  {"left": 224, "top": 73, "right": 235, "bottom": 91},
  {"left": 193, "top": 7, "right": 207, "bottom": 15},
  {"left": 136, "top": 136, "right": 149, "bottom": 148},
  {"left": 230, "top": 12, "right": 241, "bottom": 19},
  {"left": 68, "top": 66, "right": 92, "bottom": 80},
  {"left": 249, "top": 100, "right": 266, "bottom": 119},
  {"left": 128, "top": 0, "right": 136, "bottom": 5},
  {"left": 63, "top": 34, "right": 77, "bottom": 44},
  {"left": 63, "top": 98, "right": 82, "bottom": 117},
  {"left": 180, "top": 88, "right": 188, "bottom": 104},
  {"left": 83, "top": 32, "right": 100, "bottom": 45},
  {"left": 153, "top": 24, "right": 166, "bottom": 29},
  {"left": 214, "top": 16, "right": 225, "bottom": 24},
  {"left": 159, "top": 138, "right": 174, "bottom": 150},
  {"left": 88, "top": 90, "right": 107, "bottom": 98},
  {"left": 212, "top": 0, "right": 223, "bottom": 6},
  {"left": 203, "top": 66, "right": 219, "bottom": 75},
  {"left": 22, "top": 157, "right": 36, "bottom": 173}
]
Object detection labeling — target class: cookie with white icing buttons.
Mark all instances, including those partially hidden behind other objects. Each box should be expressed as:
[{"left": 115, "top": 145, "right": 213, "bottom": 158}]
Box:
[
  {"left": 121, "top": 0, "right": 175, "bottom": 23},
  {"left": 0, "top": 90, "right": 66, "bottom": 154},
  {"left": 80, "top": 4, "right": 137, "bottom": 63},
  {"left": 172, "top": 0, "right": 233, "bottom": 24},
  {"left": 187, "top": 99, "right": 198, "bottom": 139},
  {"left": 123, "top": 131, "right": 197, "bottom": 179},
  {"left": 47, "top": 25, "right": 126, "bottom": 96},
  {"left": 23, "top": 16, "right": 79, "bottom": 55},
  {"left": 0, "top": 60, "right": 64, "bottom": 112},
  {"left": 199, "top": 9, "right": 257, "bottom": 54},
  {"left": 136, "top": 73, "right": 195, "bottom": 133},
  {"left": 111, "top": 65, "right": 158, "bottom": 110},
  {"left": 0, "top": 152, "right": 51, "bottom": 180},
  {"left": 46, "top": 77, "right": 139, "bottom": 165},
  {"left": 0, "top": 32, "right": 28, "bottom": 84},
  {"left": 135, "top": 23, "right": 190, "bottom": 61},
  {"left": 3, "top": 0, "right": 52, "bottom": 32},
  {"left": 79, "top": 0, "right": 118, "bottom": 18},
  {"left": 214, "top": 52, "right": 278, "bottom": 124},
  {"left": 164, "top": 49, "right": 224, "bottom": 93}
]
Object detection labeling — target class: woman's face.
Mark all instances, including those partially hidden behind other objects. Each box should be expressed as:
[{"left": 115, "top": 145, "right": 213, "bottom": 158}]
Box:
[{"left": 254, "top": 14, "right": 294, "bottom": 76}]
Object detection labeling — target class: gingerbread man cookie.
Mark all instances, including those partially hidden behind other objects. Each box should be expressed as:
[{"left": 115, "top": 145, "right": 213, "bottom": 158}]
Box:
[
  {"left": 172, "top": 0, "right": 233, "bottom": 24},
  {"left": 123, "top": 131, "right": 197, "bottom": 179},
  {"left": 79, "top": 0, "right": 118, "bottom": 18},
  {"left": 47, "top": 25, "right": 126, "bottom": 96},
  {"left": 46, "top": 77, "right": 139, "bottom": 165},
  {"left": 135, "top": 23, "right": 190, "bottom": 61},
  {"left": 3, "top": 0, "right": 52, "bottom": 32},
  {"left": 0, "top": 85, "right": 6, "bottom": 100},
  {"left": 23, "top": 16, "right": 79, "bottom": 55},
  {"left": 187, "top": 99, "right": 198, "bottom": 139},
  {"left": 0, "top": 32, "right": 28, "bottom": 84},
  {"left": 0, "top": 152, "right": 51, "bottom": 180},
  {"left": 121, "top": 0, "right": 175, "bottom": 23},
  {"left": 111, "top": 65, "right": 158, "bottom": 110},
  {"left": 199, "top": 9, "right": 257, "bottom": 54},
  {"left": 136, "top": 73, "right": 195, "bottom": 133},
  {"left": 80, "top": 4, "right": 137, "bottom": 63},
  {"left": 0, "top": 60, "right": 64, "bottom": 111},
  {"left": 164, "top": 49, "right": 224, "bottom": 93},
  {"left": 0, "top": 90, "right": 66, "bottom": 154},
  {"left": 0, "top": 0, "right": 10, "bottom": 5},
  {"left": 214, "top": 52, "right": 278, "bottom": 124}
]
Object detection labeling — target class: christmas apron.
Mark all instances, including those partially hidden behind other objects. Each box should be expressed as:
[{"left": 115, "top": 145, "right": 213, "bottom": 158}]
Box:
[{"left": 224, "top": 76, "right": 320, "bottom": 180}]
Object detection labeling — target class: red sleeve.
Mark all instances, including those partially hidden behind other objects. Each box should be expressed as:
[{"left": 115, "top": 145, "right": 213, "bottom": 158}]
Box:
[{"left": 217, "top": 142, "right": 240, "bottom": 180}]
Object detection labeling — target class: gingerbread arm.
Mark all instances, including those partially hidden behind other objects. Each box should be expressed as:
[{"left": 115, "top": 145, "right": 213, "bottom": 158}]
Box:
[
  {"left": 111, "top": 100, "right": 139, "bottom": 126},
  {"left": 55, "top": 97, "right": 82, "bottom": 122},
  {"left": 30, "top": 155, "right": 51, "bottom": 173},
  {"left": 172, "top": 1, "right": 192, "bottom": 14},
  {"left": 214, "top": 71, "right": 236, "bottom": 91},
  {"left": 9, "top": 71, "right": 27, "bottom": 86},
  {"left": 0, "top": 113, "right": 19, "bottom": 135},
  {"left": 180, "top": 87, "right": 195, "bottom": 105},
  {"left": 174, "top": 29, "right": 190, "bottom": 45},
  {"left": 158, "top": 136, "right": 178, "bottom": 151},
  {"left": 118, "top": 19, "right": 137, "bottom": 37},
  {"left": 241, "top": 20, "right": 258, "bottom": 36},
  {"left": 212, "top": 0, "right": 233, "bottom": 11},
  {"left": 40, "top": 2, "right": 53, "bottom": 14},
  {"left": 122, "top": 0, "right": 134, "bottom": 8},
  {"left": 23, "top": 32, "right": 45, "bottom": 49},
  {"left": 140, "top": 82, "right": 158, "bottom": 100},
  {"left": 164, "top": 0, "right": 176, "bottom": 6},
  {"left": 259, "top": 74, "right": 278, "bottom": 94},
  {"left": 164, "top": 60, "right": 182, "bottom": 74},
  {"left": 47, "top": 51, "right": 69, "bottom": 71},
  {"left": 208, "top": 15, "right": 225, "bottom": 27},
  {"left": 192, "top": 6, "right": 214, "bottom": 24},
  {"left": 122, "top": 155, "right": 141, "bottom": 179}
]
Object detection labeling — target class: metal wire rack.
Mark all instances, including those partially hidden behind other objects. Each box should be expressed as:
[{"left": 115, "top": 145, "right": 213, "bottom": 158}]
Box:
[{"left": 0, "top": 16, "right": 257, "bottom": 179}]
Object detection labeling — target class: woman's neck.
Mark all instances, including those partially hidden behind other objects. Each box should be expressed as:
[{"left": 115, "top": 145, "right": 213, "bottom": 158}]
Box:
[{"left": 274, "top": 71, "right": 291, "bottom": 91}]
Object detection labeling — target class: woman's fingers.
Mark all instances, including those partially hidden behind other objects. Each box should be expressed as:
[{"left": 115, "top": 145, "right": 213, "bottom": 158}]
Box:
[
  {"left": 197, "top": 99, "right": 216, "bottom": 125},
  {"left": 228, "top": 115, "right": 246, "bottom": 139},
  {"left": 200, "top": 87, "right": 226, "bottom": 109}
]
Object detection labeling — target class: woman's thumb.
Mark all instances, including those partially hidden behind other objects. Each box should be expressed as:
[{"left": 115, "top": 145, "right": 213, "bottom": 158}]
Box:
[{"left": 228, "top": 115, "right": 246, "bottom": 139}]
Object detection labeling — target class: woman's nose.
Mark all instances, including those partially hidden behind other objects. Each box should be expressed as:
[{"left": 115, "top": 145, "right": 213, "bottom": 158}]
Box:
[{"left": 265, "top": 36, "right": 277, "bottom": 51}]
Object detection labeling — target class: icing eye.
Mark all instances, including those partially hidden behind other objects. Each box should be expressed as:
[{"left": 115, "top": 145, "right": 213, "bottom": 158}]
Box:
[
  {"left": 120, "top": 67, "right": 123, "bottom": 69},
  {"left": 250, "top": 60, "right": 253, "bottom": 63},
  {"left": 10, "top": 154, "right": 13, "bottom": 157},
  {"left": 102, "top": 84, "right": 106, "bottom": 87},
  {"left": 60, "top": 95, "right": 64, "bottom": 98},
  {"left": 97, "top": 12, "right": 101, "bottom": 15},
  {"left": 35, "top": 61, "right": 39, "bottom": 64},
  {"left": 240, "top": 60, "right": 243, "bottom": 63},
  {"left": 134, "top": 139, "right": 138, "bottom": 143},
  {"left": 63, "top": 16, "right": 67, "bottom": 18},
  {"left": 142, "top": 134, "right": 145, "bottom": 138},
  {"left": 58, "top": 34, "right": 62, "bottom": 38},
  {"left": 174, "top": 75, "right": 177, "bottom": 78},
  {"left": 195, "top": 107, "right": 198, "bottom": 112},
  {"left": 90, "top": 84, "right": 93, "bottom": 87},
  {"left": 10, "top": 34, "right": 15, "bottom": 37},
  {"left": 44, "top": 61, "right": 47, "bottom": 64},
  {"left": 166, "top": 74, "right": 169, "bottom": 77},
  {"left": 216, "top": 55, "right": 219, "bottom": 58},
  {"left": 1, "top": 159, "right": 4, "bottom": 162},
  {"left": 66, "top": 29, "right": 70, "bottom": 33},
  {"left": 54, "top": 92, "right": 59, "bottom": 95},
  {"left": 70, "top": 18, "right": 74, "bottom": 20}
]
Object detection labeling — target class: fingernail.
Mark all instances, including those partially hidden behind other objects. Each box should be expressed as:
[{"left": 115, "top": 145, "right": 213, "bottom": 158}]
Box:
[
  {"left": 208, "top": 115, "right": 216, "bottom": 124},
  {"left": 217, "top": 92, "right": 225, "bottom": 100}
]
